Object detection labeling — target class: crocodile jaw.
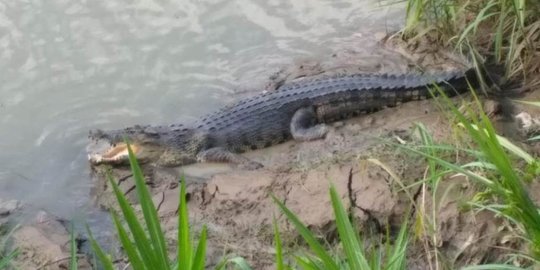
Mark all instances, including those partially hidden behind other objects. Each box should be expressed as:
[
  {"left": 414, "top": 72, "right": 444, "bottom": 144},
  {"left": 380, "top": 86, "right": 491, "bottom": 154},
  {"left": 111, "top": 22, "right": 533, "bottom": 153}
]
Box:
[{"left": 88, "top": 143, "right": 141, "bottom": 165}]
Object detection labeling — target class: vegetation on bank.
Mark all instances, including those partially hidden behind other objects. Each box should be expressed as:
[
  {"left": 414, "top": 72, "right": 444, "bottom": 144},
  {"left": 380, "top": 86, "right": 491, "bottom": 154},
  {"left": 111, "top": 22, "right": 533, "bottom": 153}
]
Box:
[
  {"left": 0, "top": 246, "right": 18, "bottom": 269},
  {"left": 0, "top": 224, "right": 18, "bottom": 270},
  {"left": 399, "top": 0, "right": 540, "bottom": 267},
  {"left": 399, "top": 92, "right": 540, "bottom": 268},
  {"left": 404, "top": 0, "right": 540, "bottom": 83}
]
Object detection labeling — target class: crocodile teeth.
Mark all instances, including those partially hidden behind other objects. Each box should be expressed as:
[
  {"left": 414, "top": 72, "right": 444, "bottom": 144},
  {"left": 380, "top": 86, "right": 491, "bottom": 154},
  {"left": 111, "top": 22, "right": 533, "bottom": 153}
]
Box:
[{"left": 88, "top": 154, "right": 103, "bottom": 164}]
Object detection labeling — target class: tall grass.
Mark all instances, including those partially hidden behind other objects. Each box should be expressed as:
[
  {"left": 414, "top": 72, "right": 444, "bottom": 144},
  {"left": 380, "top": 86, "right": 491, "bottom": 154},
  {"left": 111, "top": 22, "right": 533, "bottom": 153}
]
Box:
[
  {"left": 404, "top": 0, "right": 540, "bottom": 82},
  {"left": 272, "top": 185, "right": 410, "bottom": 270},
  {"left": 87, "top": 144, "right": 208, "bottom": 270},
  {"left": 0, "top": 250, "right": 18, "bottom": 270},
  {"left": 396, "top": 86, "right": 540, "bottom": 265},
  {"left": 403, "top": 1, "right": 540, "bottom": 263},
  {"left": 85, "top": 144, "right": 261, "bottom": 270},
  {"left": 70, "top": 222, "right": 78, "bottom": 270}
]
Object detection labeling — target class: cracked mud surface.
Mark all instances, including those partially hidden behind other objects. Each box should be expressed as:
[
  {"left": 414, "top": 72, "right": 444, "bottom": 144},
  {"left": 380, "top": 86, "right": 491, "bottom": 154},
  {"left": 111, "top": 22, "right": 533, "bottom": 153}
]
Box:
[{"left": 89, "top": 34, "right": 540, "bottom": 269}]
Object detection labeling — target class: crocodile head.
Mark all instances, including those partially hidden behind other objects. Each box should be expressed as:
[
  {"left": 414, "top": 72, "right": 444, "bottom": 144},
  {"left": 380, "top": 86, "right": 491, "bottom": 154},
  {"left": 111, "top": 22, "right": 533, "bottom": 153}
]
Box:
[{"left": 87, "top": 125, "right": 207, "bottom": 167}]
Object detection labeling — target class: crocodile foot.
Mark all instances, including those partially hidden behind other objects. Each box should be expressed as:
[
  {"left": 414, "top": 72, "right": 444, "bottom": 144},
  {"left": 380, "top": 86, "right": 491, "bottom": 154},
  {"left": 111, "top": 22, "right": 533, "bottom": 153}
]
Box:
[
  {"left": 237, "top": 161, "right": 264, "bottom": 170},
  {"left": 291, "top": 107, "right": 329, "bottom": 141},
  {"left": 197, "top": 147, "right": 264, "bottom": 170}
]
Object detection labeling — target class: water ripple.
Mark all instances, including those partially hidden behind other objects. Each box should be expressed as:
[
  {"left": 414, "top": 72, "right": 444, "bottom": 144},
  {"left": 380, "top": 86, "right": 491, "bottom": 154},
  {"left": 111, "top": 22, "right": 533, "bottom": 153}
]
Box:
[{"left": 0, "top": 0, "right": 404, "bottom": 218}]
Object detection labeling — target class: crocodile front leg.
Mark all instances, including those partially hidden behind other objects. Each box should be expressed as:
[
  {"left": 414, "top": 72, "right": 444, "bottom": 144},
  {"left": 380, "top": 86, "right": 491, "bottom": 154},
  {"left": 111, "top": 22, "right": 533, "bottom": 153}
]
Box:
[
  {"left": 290, "top": 107, "right": 329, "bottom": 141},
  {"left": 196, "top": 147, "right": 263, "bottom": 170}
]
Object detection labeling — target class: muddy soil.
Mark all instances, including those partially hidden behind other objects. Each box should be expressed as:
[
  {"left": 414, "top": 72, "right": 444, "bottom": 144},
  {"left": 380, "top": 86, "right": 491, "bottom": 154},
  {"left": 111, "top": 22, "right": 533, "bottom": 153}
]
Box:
[{"left": 87, "top": 33, "right": 540, "bottom": 269}]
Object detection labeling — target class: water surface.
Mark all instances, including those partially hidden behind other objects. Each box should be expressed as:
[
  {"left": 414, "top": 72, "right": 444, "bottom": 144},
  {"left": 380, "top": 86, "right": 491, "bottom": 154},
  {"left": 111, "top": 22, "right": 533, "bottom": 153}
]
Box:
[{"left": 0, "top": 0, "right": 403, "bottom": 218}]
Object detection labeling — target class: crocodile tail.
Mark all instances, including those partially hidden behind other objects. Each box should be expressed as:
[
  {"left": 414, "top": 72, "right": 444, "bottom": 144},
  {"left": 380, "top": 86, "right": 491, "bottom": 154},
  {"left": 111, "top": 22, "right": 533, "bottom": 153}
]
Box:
[
  {"left": 476, "top": 58, "right": 526, "bottom": 98},
  {"left": 476, "top": 59, "right": 525, "bottom": 126}
]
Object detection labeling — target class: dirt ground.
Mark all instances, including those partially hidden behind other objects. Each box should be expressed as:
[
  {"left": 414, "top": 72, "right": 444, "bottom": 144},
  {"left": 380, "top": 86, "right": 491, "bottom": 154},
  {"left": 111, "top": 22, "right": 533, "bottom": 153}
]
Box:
[
  {"left": 8, "top": 33, "right": 540, "bottom": 269},
  {"left": 0, "top": 198, "right": 92, "bottom": 269}
]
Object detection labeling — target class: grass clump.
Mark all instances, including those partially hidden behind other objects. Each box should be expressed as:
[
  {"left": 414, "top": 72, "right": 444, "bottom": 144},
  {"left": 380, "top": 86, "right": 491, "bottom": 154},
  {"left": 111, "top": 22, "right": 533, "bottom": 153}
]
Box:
[
  {"left": 403, "top": 1, "right": 540, "bottom": 262},
  {"left": 0, "top": 250, "right": 18, "bottom": 270},
  {"left": 87, "top": 144, "right": 208, "bottom": 270},
  {"left": 0, "top": 225, "right": 19, "bottom": 270},
  {"left": 404, "top": 0, "right": 540, "bottom": 82},
  {"left": 396, "top": 86, "right": 540, "bottom": 267},
  {"left": 273, "top": 186, "right": 409, "bottom": 270},
  {"left": 87, "top": 143, "right": 253, "bottom": 269}
]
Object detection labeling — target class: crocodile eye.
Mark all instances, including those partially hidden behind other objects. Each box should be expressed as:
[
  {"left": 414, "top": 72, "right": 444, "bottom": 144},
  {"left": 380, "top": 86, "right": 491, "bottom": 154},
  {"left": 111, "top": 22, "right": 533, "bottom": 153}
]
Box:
[
  {"left": 89, "top": 129, "right": 105, "bottom": 139},
  {"left": 144, "top": 127, "right": 159, "bottom": 135}
]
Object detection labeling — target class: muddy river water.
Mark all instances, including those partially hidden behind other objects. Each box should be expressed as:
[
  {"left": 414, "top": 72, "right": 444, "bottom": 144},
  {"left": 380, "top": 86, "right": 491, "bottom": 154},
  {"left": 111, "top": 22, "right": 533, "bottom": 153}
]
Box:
[{"left": 0, "top": 0, "right": 403, "bottom": 220}]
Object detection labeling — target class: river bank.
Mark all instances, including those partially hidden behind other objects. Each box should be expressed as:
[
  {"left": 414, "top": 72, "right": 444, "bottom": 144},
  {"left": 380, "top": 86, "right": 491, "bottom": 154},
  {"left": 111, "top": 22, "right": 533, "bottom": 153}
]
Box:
[{"left": 85, "top": 32, "right": 540, "bottom": 269}]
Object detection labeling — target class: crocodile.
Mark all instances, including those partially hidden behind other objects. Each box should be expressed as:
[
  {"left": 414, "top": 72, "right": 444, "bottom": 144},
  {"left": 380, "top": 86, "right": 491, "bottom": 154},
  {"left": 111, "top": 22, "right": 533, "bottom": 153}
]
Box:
[{"left": 88, "top": 69, "right": 478, "bottom": 169}]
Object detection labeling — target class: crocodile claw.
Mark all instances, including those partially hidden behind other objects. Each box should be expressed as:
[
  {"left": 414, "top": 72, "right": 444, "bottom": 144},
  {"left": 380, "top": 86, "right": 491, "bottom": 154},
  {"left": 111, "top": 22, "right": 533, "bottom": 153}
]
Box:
[{"left": 238, "top": 161, "right": 264, "bottom": 170}]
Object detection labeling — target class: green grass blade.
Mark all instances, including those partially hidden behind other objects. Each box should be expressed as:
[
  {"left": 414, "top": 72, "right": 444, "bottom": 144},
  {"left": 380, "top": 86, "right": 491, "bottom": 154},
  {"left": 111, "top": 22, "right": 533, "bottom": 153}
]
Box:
[
  {"left": 107, "top": 173, "right": 158, "bottom": 265},
  {"left": 126, "top": 143, "right": 170, "bottom": 269},
  {"left": 468, "top": 202, "right": 521, "bottom": 225},
  {"left": 405, "top": 0, "right": 422, "bottom": 32},
  {"left": 294, "top": 255, "right": 323, "bottom": 270},
  {"left": 505, "top": 20, "right": 519, "bottom": 77},
  {"left": 386, "top": 212, "right": 409, "bottom": 269},
  {"left": 227, "top": 257, "right": 253, "bottom": 270},
  {"left": 86, "top": 225, "right": 115, "bottom": 270},
  {"left": 111, "top": 211, "right": 146, "bottom": 270},
  {"left": 273, "top": 217, "right": 285, "bottom": 270},
  {"left": 0, "top": 224, "right": 21, "bottom": 269},
  {"left": 462, "top": 161, "right": 497, "bottom": 170},
  {"left": 191, "top": 225, "right": 207, "bottom": 270},
  {"left": 215, "top": 256, "right": 253, "bottom": 270},
  {"left": 272, "top": 195, "right": 340, "bottom": 270},
  {"left": 515, "top": 100, "right": 540, "bottom": 108},
  {"left": 415, "top": 122, "right": 439, "bottom": 180},
  {"left": 456, "top": 3, "right": 498, "bottom": 45},
  {"left": 396, "top": 143, "right": 495, "bottom": 187},
  {"left": 494, "top": 7, "right": 508, "bottom": 61},
  {"left": 0, "top": 249, "right": 19, "bottom": 269},
  {"left": 328, "top": 184, "right": 370, "bottom": 269},
  {"left": 177, "top": 177, "right": 193, "bottom": 269},
  {"left": 461, "top": 265, "right": 527, "bottom": 270},
  {"left": 369, "top": 247, "right": 382, "bottom": 270},
  {"left": 465, "top": 123, "right": 534, "bottom": 164},
  {"left": 70, "top": 222, "right": 78, "bottom": 270},
  {"left": 512, "top": 0, "right": 525, "bottom": 28}
]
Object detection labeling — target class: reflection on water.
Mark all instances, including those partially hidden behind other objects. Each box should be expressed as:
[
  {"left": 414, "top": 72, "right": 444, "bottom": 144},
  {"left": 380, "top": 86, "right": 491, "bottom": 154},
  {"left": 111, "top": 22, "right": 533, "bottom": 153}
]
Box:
[{"left": 0, "top": 0, "right": 403, "bottom": 218}]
